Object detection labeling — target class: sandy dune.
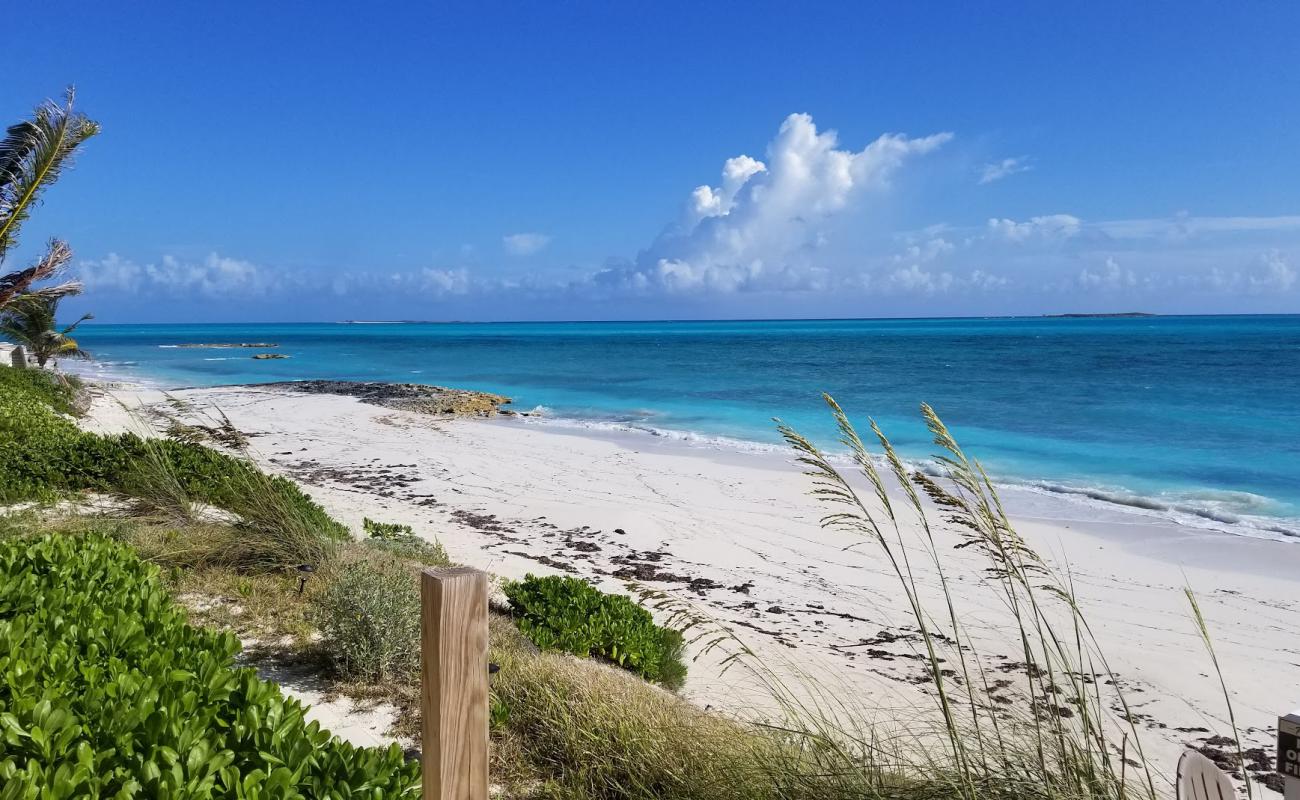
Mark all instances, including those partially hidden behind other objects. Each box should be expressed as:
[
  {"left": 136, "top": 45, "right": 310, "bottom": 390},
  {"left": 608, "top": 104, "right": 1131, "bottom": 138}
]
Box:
[{"left": 86, "top": 383, "right": 1300, "bottom": 789}]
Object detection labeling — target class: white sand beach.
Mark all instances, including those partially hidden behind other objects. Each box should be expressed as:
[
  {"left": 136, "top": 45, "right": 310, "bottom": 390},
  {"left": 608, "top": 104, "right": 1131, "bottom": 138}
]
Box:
[{"left": 83, "top": 381, "right": 1300, "bottom": 783}]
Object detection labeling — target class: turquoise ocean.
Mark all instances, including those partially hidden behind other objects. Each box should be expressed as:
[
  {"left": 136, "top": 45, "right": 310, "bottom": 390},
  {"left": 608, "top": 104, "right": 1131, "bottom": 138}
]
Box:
[{"left": 71, "top": 316, "right": 1300, "bottom": 541}]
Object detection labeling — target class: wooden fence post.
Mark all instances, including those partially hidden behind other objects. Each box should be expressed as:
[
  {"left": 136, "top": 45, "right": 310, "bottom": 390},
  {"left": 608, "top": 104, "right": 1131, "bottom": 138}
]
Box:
[{"left": 421, "top": 567, "right": 490, "bottom": 800}]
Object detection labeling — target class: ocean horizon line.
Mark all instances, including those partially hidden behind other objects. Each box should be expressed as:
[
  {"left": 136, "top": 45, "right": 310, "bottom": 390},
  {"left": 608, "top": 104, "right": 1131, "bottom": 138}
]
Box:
[{"left": 72, "top": 311, "right": 1300, "bottom": 327}]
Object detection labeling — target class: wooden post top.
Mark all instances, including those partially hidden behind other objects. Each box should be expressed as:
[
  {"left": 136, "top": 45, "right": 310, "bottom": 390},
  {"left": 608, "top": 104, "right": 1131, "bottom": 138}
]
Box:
[
  {"left": 422, "top": 566, "right": 487, "bottom": 579},
  {"left": 421, "top": 565, "right": 490, "bottom": 800}
]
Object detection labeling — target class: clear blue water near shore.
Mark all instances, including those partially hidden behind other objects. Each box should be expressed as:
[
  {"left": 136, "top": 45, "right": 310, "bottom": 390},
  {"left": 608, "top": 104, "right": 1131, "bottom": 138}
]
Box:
[{"left": 70, "top": 316, "right": 1300, "bottom": 541}]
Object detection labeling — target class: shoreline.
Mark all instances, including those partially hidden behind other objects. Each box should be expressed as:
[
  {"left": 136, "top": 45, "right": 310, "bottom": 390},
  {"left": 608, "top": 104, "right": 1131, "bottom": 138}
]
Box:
[
  {"left": 509, "top": 412, "right": 1300, "bottom": 545},
  {"left": 63, "top": 362, "right": 1300, "bottom": 545},
  {"left": 80, "top": 379, "right": 1300, "bottom": 782}
]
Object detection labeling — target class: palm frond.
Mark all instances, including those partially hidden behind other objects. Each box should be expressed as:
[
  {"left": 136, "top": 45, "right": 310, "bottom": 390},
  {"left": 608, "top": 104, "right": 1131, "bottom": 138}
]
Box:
[
  {"left": 0, "top": 292, "right": 91, "bottom": 365},
  {"left": 0, "top": 88, "right": 101, "bottom": 265},
  {"left": 0, "top": 239, "right": 74, "bottom": 310},
  {"left": 61, "top": 311, "right": 93, "bottom": 335}
]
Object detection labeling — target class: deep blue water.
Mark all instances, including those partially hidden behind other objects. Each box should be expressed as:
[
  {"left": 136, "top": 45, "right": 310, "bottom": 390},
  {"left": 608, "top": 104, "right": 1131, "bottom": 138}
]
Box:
[{"left": 71, "top": 316, "right": 1300, "bottom": 539}]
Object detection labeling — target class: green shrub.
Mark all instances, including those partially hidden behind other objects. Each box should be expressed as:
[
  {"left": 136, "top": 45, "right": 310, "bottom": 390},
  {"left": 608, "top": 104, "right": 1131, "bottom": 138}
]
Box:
[
  {"left": 0, "top": 376, "right": 347, "bottom": 563},
  {"left": 0, "top": 384, "right": 106, "bottom": 501},
  {"left": 0, "top": 365, "right": 83, "bottom": 416},
  {"left": 502, "top": 574, "right": 687, "bottom": 689},
  {"left": 362, "top": 517, "right": 412, "bottom": 538},
  {"left": 312, "top": 556, "right": 421, "bottom": 683},
  {"left": 0, "top": 533, "right": 420, "bottom": 797},
  {"left": 362, "top": 517, "right": 451, "bottom": 566}
]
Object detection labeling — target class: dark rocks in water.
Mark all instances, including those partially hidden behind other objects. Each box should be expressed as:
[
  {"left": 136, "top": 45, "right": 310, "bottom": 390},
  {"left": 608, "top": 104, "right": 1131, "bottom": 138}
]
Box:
[
  {"left": 175, "top": 342, "right": 279, "bottom": 348},
  {"left": 251, "top": 353, "right": 290, "bottom": 359},
  {"left": 257, "top": 380, "right": 511, "bottom": 418}
]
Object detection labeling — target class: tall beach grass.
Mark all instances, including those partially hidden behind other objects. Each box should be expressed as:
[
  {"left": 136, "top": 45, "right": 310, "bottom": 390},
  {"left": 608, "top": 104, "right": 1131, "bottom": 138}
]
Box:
[{"left": 633, "top": 395, "right": 1231, "bottom": 800}]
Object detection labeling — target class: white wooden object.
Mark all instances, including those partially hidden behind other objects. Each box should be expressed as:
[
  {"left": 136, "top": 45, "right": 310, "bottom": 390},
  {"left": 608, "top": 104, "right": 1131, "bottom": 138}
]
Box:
[{"left": 1175, "top": 749, "right": 1234, "bottom": 800}]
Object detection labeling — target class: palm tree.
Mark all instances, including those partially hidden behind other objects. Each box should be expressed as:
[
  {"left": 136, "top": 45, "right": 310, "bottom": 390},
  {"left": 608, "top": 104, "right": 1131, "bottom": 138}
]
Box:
[
  {"left": 0, "top": 294, "right": 92, "bottom": 367},
  {"left": 0, "top": 88, "right": 99, "bottom": 312}
]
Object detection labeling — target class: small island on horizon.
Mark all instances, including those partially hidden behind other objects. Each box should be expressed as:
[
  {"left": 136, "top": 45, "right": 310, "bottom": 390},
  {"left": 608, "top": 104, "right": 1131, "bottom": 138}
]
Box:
[{"left": 1042, "top": 312, "right": 1156, "bottom": 318}]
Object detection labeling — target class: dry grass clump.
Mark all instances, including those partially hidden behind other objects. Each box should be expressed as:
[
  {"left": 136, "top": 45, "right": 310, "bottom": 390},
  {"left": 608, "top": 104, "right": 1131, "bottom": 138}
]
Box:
[
  {"left": 169, "top": 564, "right": 316, "bottom": 642},
  {"left": 486, "top": 616, "right": 904, "bottom": 800},
  {"left": 115, "top": 434, "right": 340, "bottom": 570},
  {"left": 37, "top": 514, "right": 318, "bottom": 642},
  {"left": 762, "top": 395, "right": 1164, "bottom": 800}
]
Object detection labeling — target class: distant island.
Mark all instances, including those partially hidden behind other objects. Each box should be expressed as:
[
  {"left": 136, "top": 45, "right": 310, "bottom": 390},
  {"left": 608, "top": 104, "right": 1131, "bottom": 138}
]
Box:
[{"left": 1042, "top": 312, "right": 1156, "bottom": 319}]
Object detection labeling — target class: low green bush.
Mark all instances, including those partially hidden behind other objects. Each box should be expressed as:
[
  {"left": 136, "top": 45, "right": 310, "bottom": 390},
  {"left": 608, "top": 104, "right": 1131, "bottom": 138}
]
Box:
[
  {"left": 0, "top": 374, "right": 347, "bottom": 556},
  {"left": 502, "top": 574, "right": 687, "bottom": 690},
  {"left": 362, "top": 517, "right": 451, "bottom": 566},
  {"left": 361, "top": 517, "right": 412, "bottom": 538},
  {"left": 0, "top": 365, "right": 83, "bottom": 416},
  {"left": 0, "top": 533, "right": 420, "bottom": 797},
  {"left": 0, "top": 383, "right": 114, "bottom": 501},
  {"left": 312, "top": 555, "right": 421, "bottom": 683}
]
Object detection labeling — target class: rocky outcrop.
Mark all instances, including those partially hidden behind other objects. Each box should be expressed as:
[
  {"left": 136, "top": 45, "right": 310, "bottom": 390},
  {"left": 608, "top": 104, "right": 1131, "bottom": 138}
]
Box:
[
  {"left": 258, "top": 380, "right": 511, "bottom": 418},
  {"left": 175, "top": 343, "right": 279, "bottom": 348},
  {"left": 251, "top": 353, "right": 289, "bottom": 360}
]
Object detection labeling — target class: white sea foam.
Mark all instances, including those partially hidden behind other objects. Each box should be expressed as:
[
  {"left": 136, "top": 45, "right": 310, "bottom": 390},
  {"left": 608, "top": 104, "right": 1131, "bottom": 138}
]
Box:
[
  {"left": 62, "top": 359, "right": 161, "bottom": 390},
  {"left": 512, "top": 409, "right": 1300, "bottom": 543},
  {"left": 514, "top": 411, "right": 788, "bottom": 456}
]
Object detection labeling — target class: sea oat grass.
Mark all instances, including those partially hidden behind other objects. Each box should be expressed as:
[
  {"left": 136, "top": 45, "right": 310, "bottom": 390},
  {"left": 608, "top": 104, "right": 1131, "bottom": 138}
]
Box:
[{"left": 762, "top": 395, "right": 1161, "bottom": 800}]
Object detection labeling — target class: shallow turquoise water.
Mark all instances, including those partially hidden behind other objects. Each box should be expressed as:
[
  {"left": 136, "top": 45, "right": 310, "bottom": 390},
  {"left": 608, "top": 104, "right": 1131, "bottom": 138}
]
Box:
[{"left": 72, "top": 316, "right": 1300, "bottom": 538}]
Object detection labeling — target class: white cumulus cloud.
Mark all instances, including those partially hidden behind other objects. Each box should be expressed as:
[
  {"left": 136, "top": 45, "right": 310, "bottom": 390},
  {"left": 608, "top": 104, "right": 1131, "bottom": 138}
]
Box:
[
  {"left": 978, "top": 156, "right": 1032, "bottom": 185},
  {"left": 502, "top": 233, "right": 551, "bottom": 256},
  {"left": 1078, "top": 256, "right": 1137, "bottom": 289},
  {"left": 417, "top": 267, "right": 472, "bottom": 295},
  {"left": 80, "top": 253, "right": 281, "bottom": 297},
  {"left": 1249, "top": 250, "right": 1296, "bottom": 292},
  {"left": 607, "top": 112, "right": 951, "bottom": 294},
  {"left": 874, "top": 265, "right": 1008, "bottom": 295},
  {"left": 987, "top": 214, "right": 1082, "bottom": 243},
  {"left": 894, "top": 237, "right": 954, "bottom": 264}
]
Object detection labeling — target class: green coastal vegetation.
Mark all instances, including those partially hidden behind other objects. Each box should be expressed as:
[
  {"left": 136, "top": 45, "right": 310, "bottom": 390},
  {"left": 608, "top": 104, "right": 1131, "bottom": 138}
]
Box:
[
  {"left": 502, "top": 574, "right": 688, "bottom": 690},
  {"left": 0, "top": 88, "right": 1261, "bottom": 800},
  {"left": 0, "top": 533, "right": 419, "bottom": 797}
]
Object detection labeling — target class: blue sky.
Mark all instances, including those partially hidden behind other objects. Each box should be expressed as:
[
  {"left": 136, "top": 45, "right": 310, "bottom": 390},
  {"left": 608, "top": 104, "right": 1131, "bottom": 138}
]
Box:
[{"left": 7, "top": 1, "right": 1300, "bottom": 322}]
